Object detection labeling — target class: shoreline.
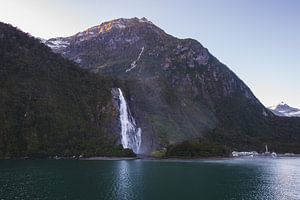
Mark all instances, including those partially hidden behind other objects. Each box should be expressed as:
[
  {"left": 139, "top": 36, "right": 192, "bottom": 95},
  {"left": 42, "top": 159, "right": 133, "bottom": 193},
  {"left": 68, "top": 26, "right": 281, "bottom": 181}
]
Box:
[
  {"left": 79, "top": 156, "right": 138, "bottom": 161},
  {"left": 0, "top": 156, "right": 227, "bottom": 161},
  {"left": 1, "top": 154, "right": 300, "bottom": 161}
]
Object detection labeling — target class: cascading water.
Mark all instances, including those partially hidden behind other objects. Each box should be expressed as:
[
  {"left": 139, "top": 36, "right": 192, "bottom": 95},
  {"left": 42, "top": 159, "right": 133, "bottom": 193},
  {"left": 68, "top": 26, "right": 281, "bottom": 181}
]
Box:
[{"left": 117, "top": 88, "right": 141, "bottom": 154}]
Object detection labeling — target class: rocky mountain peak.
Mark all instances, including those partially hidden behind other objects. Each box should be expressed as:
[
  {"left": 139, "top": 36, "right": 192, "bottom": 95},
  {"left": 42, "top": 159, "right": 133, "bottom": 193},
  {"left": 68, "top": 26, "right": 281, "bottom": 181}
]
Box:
[
  {"left": 45, "top": 17, "right": 166, "bottom": 56},
  {"left": 81, "top": 17, "right": 154, "bottom": 35},
  {"left": 45, "top": 17, "right": 259, "bottom": 104},
  {"left": 269, "top": 101, "right": 291, "bottom": 110},
  {"left": 268, "top": 102, "right": 300, "bottom": 117}
]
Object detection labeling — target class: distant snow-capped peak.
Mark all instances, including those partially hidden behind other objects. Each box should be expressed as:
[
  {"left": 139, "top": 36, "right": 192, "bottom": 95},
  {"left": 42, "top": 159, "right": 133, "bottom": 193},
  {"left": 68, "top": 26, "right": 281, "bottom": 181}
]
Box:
[{"left": 268, "top": 102, "right": 300, "bottom": 117}]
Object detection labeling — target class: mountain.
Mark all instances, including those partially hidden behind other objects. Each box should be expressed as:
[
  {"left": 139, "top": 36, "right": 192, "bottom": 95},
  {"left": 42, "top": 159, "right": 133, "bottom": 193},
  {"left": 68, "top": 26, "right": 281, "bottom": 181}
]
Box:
[
  {"left": 268, "top": 102, "right": 300, "bottom": 117},
  {"left": 0, "top": 22, "right": 135, "bottom": 159},
  {"left": 46, "top": 17, "right": 300, "bottom": 155}
]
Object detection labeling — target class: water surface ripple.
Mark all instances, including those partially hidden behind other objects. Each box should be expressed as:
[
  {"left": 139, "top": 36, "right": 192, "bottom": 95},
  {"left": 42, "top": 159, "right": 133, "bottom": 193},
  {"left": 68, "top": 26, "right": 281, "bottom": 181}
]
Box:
[{"left": 0, "top": 158, "right": 299, "bottom": 200}]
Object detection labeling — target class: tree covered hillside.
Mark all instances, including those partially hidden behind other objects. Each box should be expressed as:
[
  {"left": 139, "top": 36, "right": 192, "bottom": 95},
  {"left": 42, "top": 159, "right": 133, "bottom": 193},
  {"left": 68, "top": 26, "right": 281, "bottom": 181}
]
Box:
[{"left": 0, "top": 22, "right": 133, "bottom": 158}]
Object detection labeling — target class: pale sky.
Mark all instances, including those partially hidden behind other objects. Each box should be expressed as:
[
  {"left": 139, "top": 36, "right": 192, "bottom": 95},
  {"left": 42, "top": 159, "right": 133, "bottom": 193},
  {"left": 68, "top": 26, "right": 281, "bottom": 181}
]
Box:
[{"left": 0, "top": 0, "right": 299, "bottom": 108}]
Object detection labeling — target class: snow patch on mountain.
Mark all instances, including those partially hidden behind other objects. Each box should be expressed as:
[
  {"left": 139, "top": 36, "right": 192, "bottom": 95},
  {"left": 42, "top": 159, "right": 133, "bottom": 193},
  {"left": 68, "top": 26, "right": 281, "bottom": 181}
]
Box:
[
  {"left": 46, "top": 38, "right": 70, "bottom": 50},
  {"left": 126, "top": 47, "right": 144, "bottom": 72},
  {"left": 74, "top": 57, "right": 82, "bottom": 64}
]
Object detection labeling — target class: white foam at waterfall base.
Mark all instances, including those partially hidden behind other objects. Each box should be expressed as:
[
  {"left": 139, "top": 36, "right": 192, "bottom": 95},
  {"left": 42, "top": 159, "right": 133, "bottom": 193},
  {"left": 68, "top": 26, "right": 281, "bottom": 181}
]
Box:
[{"left": 117, "top": 88, "right": 141, "bottom": 154}]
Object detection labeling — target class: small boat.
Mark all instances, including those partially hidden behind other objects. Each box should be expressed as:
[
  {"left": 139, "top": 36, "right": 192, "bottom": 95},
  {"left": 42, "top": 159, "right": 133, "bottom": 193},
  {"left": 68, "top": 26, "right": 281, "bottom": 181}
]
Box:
[
  {"left": 263, "top": 145, "right": 277, "bottom": 158},
  {"left": 271, "top": 152, "right": 277, "bottom": 157}
]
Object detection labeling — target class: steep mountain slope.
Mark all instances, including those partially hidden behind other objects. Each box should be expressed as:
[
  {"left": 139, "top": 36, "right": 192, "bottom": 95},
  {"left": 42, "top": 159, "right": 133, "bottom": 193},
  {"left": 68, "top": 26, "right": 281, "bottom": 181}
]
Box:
[
  {"left": 46, "top": 17, "right": 300, "bottom": 154},
  {"left": 0, "top": 22, "right": 135, "bottom": 158},
  {"left": 268, "top": 102, "right": 300, "bottom": 117}
]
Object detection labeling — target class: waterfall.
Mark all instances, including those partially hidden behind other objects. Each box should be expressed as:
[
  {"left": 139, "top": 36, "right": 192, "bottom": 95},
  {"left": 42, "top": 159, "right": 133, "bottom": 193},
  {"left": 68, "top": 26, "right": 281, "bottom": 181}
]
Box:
[{"left": 117, "top": 88, "right": 141, "bottom": 154}]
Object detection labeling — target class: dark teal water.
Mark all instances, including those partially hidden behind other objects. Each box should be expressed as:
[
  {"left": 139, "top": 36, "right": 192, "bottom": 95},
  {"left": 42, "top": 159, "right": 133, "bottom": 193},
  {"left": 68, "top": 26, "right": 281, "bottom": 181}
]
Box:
[{"left": 0, "top": 158, "right": 299, "bottom": 200}]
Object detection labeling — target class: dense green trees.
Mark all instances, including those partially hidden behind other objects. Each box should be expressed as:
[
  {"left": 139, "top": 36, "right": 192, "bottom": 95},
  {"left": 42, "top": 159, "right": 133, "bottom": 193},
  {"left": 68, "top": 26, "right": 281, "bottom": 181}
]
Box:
[
  {"left": 166, "top": 139, "right": 229, "bottom": 158},
  {"left": 0, "top": 22, "right": 135, "bottom": 158}
]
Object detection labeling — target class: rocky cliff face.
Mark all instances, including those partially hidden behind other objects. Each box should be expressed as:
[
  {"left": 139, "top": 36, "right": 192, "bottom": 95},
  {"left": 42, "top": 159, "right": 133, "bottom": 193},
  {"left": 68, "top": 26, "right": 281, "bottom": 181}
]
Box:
[{"left": 46, "top": 17, "right": 300, "bottom": 154}]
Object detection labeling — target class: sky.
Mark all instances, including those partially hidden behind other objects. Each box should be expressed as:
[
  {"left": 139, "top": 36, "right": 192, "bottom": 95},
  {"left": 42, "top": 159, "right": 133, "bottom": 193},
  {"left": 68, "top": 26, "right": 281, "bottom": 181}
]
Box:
[{"left": 0, "top": 0, "right": 299, "bottom": 108}]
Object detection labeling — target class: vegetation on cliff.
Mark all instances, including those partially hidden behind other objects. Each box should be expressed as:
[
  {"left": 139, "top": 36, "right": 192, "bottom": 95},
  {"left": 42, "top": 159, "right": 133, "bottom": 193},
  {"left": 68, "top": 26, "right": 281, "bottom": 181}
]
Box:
[{"left": 0, "top": 22, "right": 135, "bottom": 158}]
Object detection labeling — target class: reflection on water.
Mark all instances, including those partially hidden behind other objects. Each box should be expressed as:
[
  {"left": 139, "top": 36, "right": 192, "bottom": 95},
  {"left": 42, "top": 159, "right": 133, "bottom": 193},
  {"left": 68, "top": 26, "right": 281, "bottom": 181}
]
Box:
[
  {"left": 267, "top": 158, "right": 300, "bottom": 199},
  {"left": 114, "top": 161, "right": 133, "bottom": 200},
  {"left": 111, "top": 160, "right": 144, "bottom": 200},
  {"left": 0, "top": 158, "right": 300, "bottom": 200},
  {"left": 204, "top": 158, "right": 300, "bottom": 200}
]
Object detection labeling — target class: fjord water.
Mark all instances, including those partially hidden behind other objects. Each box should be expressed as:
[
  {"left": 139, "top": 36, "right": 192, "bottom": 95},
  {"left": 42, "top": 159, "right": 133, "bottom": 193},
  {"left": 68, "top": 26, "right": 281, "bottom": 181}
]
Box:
[{"left": 0, "top": 158, "right": 299, "bottom": 200}]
